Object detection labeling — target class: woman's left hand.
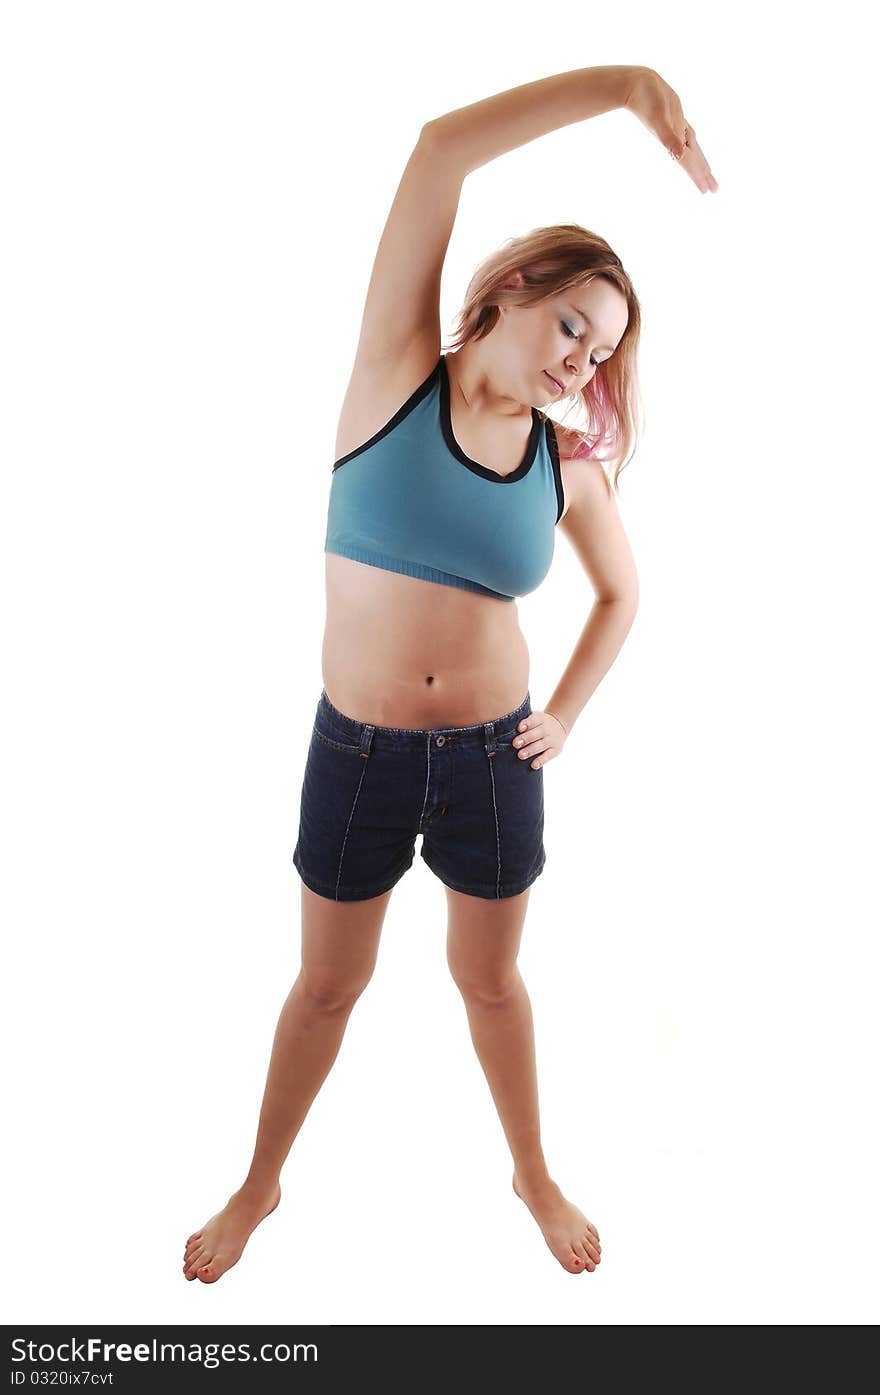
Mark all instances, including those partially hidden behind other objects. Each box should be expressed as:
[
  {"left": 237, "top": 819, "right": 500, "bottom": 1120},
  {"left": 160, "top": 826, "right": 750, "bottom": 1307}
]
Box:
[{"left": 511, "top": 710, "right": 568, "bottom": 770}]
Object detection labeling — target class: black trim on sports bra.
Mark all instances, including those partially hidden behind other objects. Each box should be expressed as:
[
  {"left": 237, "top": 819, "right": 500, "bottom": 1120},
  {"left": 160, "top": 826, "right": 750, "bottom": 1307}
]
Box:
[
  {"left": 332, "top": 357, "right": 442, "bottom": 471},
  {"left": 438, "top": 354, "right": 542, "bottom": 484},
  {"left": 544, "top": 417, "right": 565, "bottom": 524}
]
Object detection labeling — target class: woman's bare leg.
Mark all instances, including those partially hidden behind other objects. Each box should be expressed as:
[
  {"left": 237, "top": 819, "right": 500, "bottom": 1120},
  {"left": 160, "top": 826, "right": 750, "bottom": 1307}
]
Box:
[
  {"left": 182, "top": 881, "right": 393, "bottom": 1284},
  {"left": 444, "top": 885, "right": 602, "bottom": 1275}
]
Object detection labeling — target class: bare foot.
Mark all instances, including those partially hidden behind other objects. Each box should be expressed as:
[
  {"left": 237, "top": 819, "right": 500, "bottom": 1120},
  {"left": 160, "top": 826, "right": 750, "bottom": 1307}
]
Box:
[
  {"left": 183, "top": 1181, "right": 281, "bottom": 1284},
  {"left": 512, "top": 1170, "right": 602, "bottom": 1274}
]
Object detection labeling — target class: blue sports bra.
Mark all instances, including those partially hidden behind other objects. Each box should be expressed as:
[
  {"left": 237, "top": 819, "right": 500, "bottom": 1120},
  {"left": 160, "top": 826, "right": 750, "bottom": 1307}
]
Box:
[{"left": 323, "top": 353, "right": 565, "bottom": 602}]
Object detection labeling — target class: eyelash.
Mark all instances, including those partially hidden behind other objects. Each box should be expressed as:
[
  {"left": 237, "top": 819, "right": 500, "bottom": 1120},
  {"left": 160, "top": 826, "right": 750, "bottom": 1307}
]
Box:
[{"left": 561, "top": 320, "right": 601, "bottom": 369}]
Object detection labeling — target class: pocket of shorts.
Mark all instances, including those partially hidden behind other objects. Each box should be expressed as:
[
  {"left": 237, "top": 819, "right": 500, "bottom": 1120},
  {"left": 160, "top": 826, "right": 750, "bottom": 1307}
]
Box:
[{"left": 312, "top": 723, "right": 364, "bottom": 756}]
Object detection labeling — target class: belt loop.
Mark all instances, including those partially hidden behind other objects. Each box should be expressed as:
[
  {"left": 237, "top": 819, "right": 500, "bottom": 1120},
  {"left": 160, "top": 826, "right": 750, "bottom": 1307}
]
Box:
[
  {"left": 484, "top": 719, "right": 497, "bottom": 758},
  {"left": 359, "top": 724, "right": 374, "bottom": 758}
]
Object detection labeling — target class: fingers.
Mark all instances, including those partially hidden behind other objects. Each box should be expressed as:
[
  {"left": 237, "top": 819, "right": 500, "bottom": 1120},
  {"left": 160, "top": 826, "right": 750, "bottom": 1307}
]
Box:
[
  {"left": 512, "top": 712, "right": 567, "bottom": 769},
  {"left": 670, "top": 123, "right": 719, "bottom": 193},
  {"left": 512, "top": 726, "right": 554, "bottom": 769},
  {"left": 688, "top": 131, "right": 719, "bottom": 192},
  {"left": 668, "top": 119, "right": 689, "bottom": 160}
]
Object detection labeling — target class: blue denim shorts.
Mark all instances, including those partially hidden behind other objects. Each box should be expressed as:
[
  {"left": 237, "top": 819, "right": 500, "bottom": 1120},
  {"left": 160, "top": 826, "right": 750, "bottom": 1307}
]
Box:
[{"left": 292, "top": 688, "right": 546, "bottom": 901}]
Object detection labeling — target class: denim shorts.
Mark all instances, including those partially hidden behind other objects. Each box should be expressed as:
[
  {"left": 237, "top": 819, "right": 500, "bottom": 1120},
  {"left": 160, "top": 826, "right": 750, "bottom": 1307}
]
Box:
[{"left": 292, "top": 688, "right": 546, "bottom": 901}]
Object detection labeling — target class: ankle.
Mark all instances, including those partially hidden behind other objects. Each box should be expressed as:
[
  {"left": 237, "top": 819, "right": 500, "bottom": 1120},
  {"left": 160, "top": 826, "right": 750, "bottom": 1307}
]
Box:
[
  {"left": 238, "top": 1175, "right": 281, "bottom": 1203},
  {"left": 513, "top": 1160, "right": 553, "bottom": 1192}
]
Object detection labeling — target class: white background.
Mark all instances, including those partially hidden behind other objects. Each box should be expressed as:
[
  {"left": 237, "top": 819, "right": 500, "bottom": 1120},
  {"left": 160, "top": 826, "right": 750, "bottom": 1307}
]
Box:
[{"left": 2, "top": 0, "right": 878, "bottom": 1326}]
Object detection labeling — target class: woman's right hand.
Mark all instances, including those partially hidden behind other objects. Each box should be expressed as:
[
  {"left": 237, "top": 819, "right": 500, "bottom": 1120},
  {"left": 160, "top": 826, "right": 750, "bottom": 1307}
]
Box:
[{"left": 624, "top": 67, "right": 719, "bottom": 193}]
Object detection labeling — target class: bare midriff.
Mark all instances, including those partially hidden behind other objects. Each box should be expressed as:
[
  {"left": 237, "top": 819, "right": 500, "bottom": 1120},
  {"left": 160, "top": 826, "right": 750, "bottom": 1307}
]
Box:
[{"left": 322, "top": 553, "right": 530, "bottom": 729}]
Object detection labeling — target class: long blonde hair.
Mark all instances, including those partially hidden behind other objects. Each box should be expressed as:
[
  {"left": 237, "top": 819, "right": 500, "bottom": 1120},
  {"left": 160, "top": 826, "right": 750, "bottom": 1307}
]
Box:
[{"left": 443, "top": 224, "right": 643, "bottom": 492}]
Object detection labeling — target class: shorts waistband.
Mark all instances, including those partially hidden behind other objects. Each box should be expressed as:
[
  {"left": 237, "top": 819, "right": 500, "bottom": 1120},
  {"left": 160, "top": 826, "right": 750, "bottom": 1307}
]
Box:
[{"left": 316, "top": 687, "right": 531, "bottom": 753}]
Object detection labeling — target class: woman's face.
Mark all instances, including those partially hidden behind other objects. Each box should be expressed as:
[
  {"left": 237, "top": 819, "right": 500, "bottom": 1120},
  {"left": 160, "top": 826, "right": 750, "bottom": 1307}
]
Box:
[{"left": 501, "top": 278, "right": 629, "bottom": 406}]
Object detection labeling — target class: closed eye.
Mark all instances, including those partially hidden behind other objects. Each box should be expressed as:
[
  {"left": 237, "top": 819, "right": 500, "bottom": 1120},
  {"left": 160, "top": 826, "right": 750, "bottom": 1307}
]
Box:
[{"left": 561, "top": 320, "right": 601, "bottom": 370}]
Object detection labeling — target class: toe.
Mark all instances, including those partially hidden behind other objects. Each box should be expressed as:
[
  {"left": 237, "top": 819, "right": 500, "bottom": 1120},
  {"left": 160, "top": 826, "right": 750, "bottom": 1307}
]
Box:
[
  {"left": 566, "top": 1249, "right": 585, "bottom": 1273},
  {"left": 586, "top": 1220, "right": 600, "bottom": 1241},
  {"left": 574, "top": 1240, "right": 595, "bottom": 1271},
  {"left": 197, "top": 1261, "right": 221, "bottom": 1283},
  {"left": 584, "top": 1233, "right": 601, "bottom": 1263},
  {"left": 184, "top": 1248, "right": 207, "bottom": 1280}
]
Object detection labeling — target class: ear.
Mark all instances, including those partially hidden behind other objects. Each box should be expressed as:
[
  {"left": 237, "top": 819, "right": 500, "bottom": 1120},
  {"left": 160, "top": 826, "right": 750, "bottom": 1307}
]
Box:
[{"left": 498, "top": 269, "right": 525, "bottom": 314}]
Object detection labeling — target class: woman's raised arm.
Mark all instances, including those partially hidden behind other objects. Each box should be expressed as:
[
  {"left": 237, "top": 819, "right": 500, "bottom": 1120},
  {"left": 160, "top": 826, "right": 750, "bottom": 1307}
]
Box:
[
  {"left": 352, "top": 66, "right": 640, "bottom": 371},
  {"left": 424, "top": 64, "right": 718, "bottom": 192},
  {"left": 351, "top": 64, "right": 717, "bottom": 372},
  {"left": 422, "top": 65, "right": 638, "bottom": 174},
  {"left": 351, "top": 132, "right": 467, "bottom": 366}
]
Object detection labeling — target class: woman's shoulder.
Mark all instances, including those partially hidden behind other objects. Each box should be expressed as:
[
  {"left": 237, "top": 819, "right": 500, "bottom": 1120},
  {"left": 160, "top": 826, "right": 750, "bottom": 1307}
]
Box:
[{"left": 539, "top": 415, "right": 584, "bottom": 461}]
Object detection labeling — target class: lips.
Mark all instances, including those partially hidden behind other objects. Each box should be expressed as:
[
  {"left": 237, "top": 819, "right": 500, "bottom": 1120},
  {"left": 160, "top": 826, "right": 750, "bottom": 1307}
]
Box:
[{"left": 544, "top": 371, "right": 563, "bottom": 393}]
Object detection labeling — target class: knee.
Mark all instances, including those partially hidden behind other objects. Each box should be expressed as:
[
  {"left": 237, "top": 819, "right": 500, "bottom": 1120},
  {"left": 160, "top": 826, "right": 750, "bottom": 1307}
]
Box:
[
  {"left": 298, "top": 969, "right": 372, "bottom": 1013},
  {"left": 447, "top": 960, "right": 519, "bottom": 1008}
]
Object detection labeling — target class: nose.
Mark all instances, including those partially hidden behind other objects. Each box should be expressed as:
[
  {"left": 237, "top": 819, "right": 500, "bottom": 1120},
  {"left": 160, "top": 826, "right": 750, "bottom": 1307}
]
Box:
[
  {"left": 565, "top": 352, "right": 594, "bottom": 387},
  {"left": 564, "top": 350, "right": 588, "bottom": 382}
]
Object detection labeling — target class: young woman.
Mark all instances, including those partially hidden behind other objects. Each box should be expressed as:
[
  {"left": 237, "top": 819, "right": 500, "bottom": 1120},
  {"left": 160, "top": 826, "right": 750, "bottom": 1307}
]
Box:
[{"left": 183, "top": 64, "right": 718, "bottom": 1284}]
